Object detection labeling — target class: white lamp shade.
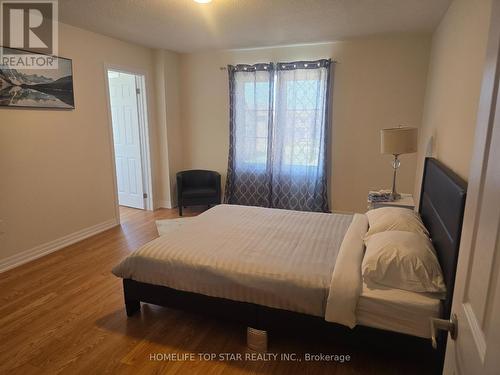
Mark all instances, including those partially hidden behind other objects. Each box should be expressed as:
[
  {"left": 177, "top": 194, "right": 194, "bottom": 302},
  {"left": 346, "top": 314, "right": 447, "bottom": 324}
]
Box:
[{"left": 380, "top": 127, "right": 418, "bottom": 155}]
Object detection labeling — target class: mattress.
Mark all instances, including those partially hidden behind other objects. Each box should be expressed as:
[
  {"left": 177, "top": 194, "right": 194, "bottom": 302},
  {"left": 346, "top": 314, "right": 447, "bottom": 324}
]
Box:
[
  {"left": 113, "top": 204, "right": 354, "bottom": 317},
  {"left": 356, "top": 282, "right": 442, "bottom": 338}
]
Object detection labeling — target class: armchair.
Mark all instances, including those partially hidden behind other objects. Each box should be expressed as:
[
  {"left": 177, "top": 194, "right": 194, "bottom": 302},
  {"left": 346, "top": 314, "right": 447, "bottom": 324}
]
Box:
[{"left": 176, "top": 170, "right": 221, "bottom": 216}]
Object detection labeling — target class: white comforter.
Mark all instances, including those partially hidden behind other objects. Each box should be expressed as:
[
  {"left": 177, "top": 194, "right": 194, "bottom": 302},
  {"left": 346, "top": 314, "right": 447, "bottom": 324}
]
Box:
[{"left": 113, "top": 204, "right": 367, "bottom": 325}]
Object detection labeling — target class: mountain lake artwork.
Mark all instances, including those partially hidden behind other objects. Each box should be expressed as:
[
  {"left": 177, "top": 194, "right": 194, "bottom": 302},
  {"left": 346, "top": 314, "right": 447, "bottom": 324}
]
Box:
[{"left": 0, "top": 48, "right": 75, "bottom": 109}]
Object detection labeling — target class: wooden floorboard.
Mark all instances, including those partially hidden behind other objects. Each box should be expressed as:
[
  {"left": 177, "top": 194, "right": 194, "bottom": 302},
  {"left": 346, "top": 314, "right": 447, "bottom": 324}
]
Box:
[{"left": 0, "top": 206, "right": 439, "bottom": 374}]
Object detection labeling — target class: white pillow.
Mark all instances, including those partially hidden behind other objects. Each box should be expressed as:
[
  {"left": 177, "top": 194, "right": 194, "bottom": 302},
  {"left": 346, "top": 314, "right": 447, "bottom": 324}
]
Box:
[
  {"left": 362, "top": 231, "right": 446, "bottom": 293},
  {"left": 365, "top": 207, "right": 429, "bottom": 240}
]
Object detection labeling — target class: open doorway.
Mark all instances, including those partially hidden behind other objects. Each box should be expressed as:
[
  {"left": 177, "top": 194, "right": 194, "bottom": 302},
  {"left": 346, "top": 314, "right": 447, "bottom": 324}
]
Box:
[{"left": 105, "top": 67, "right": 153, "bottom": 217}]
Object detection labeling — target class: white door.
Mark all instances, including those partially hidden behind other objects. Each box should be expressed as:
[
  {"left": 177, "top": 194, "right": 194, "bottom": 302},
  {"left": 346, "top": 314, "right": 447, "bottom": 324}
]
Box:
[
  {"left": 443, "top": 2, "right": 500, "bottom": 373},
  {"left": 108, "top": 71, "right": 145, "bottom": 209}
]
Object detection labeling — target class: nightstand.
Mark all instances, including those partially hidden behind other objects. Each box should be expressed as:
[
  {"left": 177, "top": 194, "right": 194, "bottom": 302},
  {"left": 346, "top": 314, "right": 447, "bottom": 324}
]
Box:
[{"left": 367, "top": 193, "right": 415, "bottom": 211}]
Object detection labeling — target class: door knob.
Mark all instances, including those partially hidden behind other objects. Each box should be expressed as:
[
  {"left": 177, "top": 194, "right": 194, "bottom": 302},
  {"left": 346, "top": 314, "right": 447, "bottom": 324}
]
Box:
[{"left": 430, "top": 313, "right": 458, "bottom": 349}]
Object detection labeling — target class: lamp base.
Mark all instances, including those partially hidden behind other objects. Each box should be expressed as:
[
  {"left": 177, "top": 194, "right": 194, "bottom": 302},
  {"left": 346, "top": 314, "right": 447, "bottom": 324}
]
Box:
[
  {"left": 390, "top": 154, "right": 401, "bottom": 201},
  {"left": 389, "top": 192, "right": 401, "bottom": 201}
]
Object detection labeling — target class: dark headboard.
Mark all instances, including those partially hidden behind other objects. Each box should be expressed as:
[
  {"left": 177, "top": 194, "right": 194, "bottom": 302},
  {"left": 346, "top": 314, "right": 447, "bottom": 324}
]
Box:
[{"left": 418, "top": 158, "right": 467, "bottom": 319}]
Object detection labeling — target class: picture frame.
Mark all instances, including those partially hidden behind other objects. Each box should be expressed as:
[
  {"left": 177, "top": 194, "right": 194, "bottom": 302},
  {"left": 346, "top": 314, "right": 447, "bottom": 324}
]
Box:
[{"left": 0, "top": 47, "right": 75, "bottom": 109}]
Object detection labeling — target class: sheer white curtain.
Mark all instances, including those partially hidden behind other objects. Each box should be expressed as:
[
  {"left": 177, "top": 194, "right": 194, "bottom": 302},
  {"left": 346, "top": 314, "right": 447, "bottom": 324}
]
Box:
[
  {"left": 271, "top": 61, "right": 331, "bottom": 211},
  {"left": 224, "top": 60, "right": 332, "bottom": 212}
]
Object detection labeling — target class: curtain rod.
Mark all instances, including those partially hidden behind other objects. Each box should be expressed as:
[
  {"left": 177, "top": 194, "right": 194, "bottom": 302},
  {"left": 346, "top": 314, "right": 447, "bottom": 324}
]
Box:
[{"left": 219, "top": 60, "right": 338, "bottom": 70}]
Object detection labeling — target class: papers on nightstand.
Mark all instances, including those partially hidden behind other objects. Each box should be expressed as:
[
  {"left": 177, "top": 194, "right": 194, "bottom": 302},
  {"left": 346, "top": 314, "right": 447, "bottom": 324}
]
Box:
[{"left": 368, "top": 190, "right": 393, "bottom": 202}]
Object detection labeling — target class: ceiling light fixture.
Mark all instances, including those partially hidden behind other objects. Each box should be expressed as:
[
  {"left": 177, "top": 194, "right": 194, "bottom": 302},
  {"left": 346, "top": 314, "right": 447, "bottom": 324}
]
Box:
[{"left": 194, "top": 0, "right": 212, "bottom": 4}]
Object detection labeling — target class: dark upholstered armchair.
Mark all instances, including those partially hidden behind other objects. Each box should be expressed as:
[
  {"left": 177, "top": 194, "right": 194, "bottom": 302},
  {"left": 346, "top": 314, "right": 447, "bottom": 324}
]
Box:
[{"left": 176, "top": 170, "right": 221, "bottom": 216}]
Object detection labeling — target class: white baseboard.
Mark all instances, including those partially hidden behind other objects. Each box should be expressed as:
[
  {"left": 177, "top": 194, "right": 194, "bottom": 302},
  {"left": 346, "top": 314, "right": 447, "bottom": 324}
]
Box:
[
  {"left": 157, "top": 200, "right": 174, "bottom": 209},
  {"left": 0, "top": 218, "right": 119, "bottom": 273}
]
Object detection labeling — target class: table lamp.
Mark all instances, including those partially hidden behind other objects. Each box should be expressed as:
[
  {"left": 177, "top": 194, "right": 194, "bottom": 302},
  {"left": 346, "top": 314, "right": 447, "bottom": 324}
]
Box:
[{"left": 380, "top": 126, "right": 418, "bottom": 200}]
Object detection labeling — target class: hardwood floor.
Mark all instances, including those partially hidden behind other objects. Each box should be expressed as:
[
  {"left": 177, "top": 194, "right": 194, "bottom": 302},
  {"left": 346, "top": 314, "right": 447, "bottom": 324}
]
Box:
[{"left": 0, "top": 206, "right": 438, "bottom": 375}]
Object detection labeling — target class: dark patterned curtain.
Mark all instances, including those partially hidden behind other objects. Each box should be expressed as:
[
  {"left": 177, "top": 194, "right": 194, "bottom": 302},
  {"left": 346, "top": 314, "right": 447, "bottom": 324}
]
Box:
[
  {"left": 224, "top": 60, "right": 332, "bottom": 212},
  {"left": 224, "top": 63, "right": 275, "bottom": 207}
]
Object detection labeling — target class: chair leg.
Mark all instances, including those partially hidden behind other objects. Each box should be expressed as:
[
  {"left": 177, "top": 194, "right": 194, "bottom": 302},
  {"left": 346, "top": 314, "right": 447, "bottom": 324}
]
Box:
[{"left": 179, "top": 205, "right": 183, "bottom": 216}]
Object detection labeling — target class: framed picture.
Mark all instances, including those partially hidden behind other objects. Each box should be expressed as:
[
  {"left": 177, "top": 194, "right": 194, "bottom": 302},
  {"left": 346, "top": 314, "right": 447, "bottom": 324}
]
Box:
[{"left": 0, "top": 47, "right": 75, "bottom": 109}]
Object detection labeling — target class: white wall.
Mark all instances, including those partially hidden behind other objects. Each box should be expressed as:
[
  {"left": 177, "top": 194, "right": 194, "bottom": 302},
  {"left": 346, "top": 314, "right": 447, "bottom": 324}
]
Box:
[
  {"left": 0, "top": 23, "right": 174, "bottom": 268},
  {"left": 163, "top": 51, "right": 183, "bottom": 207},
  {"left": 179, "top": 35, "right": 431, "bottom": 213},
  {"left": 153, "top": 49, "right": 183, "bottom": 209},
  {"left": 414, "top": 0, "right": 492, "bottom": 200}
]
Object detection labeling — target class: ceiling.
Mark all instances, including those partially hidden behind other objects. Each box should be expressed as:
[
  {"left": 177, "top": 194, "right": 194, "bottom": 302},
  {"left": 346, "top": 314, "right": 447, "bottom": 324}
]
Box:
[{"left": 58, "top": 0, "right": 451, "bottom": 53}]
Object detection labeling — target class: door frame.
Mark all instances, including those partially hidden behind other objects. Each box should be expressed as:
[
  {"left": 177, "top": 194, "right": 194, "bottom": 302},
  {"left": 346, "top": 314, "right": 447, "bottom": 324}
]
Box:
[{"left": 103, "top": 63, "right": 154, "bottom": 222}]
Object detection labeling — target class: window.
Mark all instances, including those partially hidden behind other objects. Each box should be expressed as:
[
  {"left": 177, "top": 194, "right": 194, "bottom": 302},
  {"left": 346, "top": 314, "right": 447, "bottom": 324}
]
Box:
[
  {"left": 225, "top": 60, "right": 332, "bottom": 212},
  {"left": 282, "top": 79, "right": 323, "bottom": 167},
  {"left": 240, "top": 81, "right": 269, "bottom": 166}
]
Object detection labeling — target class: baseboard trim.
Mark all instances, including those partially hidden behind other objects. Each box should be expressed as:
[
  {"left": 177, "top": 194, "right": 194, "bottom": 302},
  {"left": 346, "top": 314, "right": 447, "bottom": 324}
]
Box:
[
  {"left": 0, "top": 218, "right": 119, "bottom": 273},
  {"left": 157, "top": 200, "right": 173, "bottom": 209}
]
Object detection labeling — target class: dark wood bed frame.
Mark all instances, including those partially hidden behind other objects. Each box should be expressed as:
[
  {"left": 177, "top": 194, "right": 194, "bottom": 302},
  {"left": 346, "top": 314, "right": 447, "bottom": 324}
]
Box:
[{"left": 122, "top": 157, "right": 467, "bottom": 366}]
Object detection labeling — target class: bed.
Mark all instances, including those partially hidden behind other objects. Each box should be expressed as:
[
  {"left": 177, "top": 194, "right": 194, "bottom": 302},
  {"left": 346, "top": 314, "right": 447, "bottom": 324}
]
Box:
[{"left": 112, "top": 157, "right": 466, "bottom": 357}]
